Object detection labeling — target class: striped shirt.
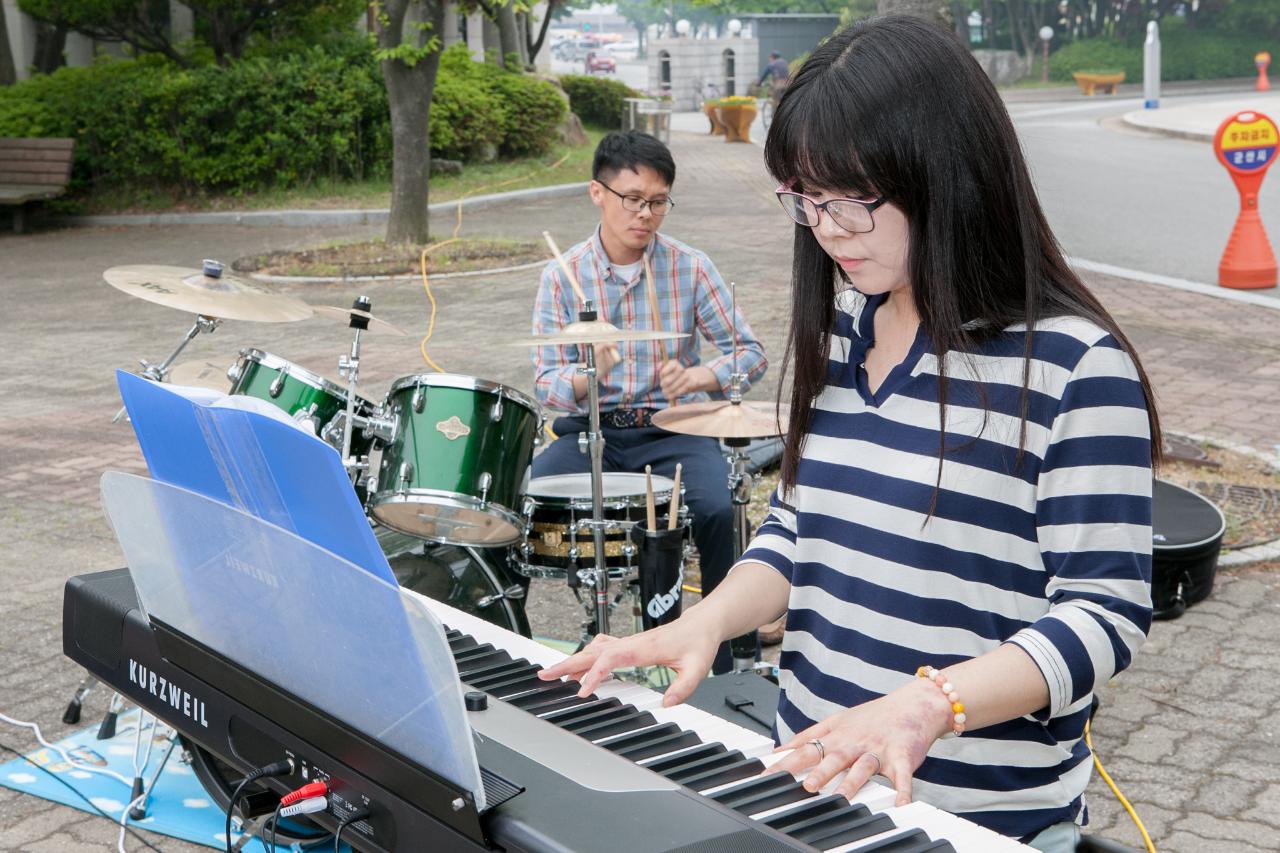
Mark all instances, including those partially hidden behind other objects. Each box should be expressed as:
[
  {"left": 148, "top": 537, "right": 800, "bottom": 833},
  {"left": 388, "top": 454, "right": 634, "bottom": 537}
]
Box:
[
  {"left": 739, "top": 288, "right": 1153, "bottom": 841},
  {"left": 531, "top": 227, "right": 768, "bottom": 413}
]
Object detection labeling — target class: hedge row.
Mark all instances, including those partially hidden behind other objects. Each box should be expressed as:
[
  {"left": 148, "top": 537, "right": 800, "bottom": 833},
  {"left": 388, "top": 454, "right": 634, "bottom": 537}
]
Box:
[
  {"left": 1049, "top": 20, "right": 1275, "bottom": 83},
  {"left": 559, "top": 74, "right": 640, "bottom": 129},
  {"left": 0, "top": 41, "right": 565, "bottom": 196}
]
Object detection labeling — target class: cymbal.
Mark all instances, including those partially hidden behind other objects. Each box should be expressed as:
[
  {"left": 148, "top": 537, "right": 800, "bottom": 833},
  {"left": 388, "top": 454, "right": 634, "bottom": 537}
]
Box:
[
  {"left": 166, "top": 361, "right": 231, "bottom": 391},
  {"left": 311, "top": 305, "right": 408, "bottom": 337},
  {"left": 103, "top": 265, "right": 313, "bottom": 323},
  {"left": 652, "top": 400, "right": 789, "bottom": 439},
  {"left": 505, "top": 320, "right": 689, "bottom": 347}
]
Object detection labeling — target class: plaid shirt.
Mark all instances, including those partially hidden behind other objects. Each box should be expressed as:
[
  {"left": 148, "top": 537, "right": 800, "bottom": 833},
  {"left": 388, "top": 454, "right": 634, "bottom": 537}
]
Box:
[{"left": 532, "top": 228, "right": 768, "bottom": 414}]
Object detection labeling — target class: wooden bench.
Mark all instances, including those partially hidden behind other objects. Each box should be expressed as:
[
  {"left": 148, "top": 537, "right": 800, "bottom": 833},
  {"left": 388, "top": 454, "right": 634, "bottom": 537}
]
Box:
[
  {"left": 0, "top": 137, "right": 76, "bottom": 234},
  {"left": 1072, "top": 71, "right": 1125, "bottom": 96}
]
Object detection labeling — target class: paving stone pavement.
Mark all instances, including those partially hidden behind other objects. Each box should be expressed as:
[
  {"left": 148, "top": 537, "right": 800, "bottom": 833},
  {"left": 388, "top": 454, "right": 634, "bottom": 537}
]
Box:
[{"left": 1, "top": 129, "right": 1279, "bottom": 851}]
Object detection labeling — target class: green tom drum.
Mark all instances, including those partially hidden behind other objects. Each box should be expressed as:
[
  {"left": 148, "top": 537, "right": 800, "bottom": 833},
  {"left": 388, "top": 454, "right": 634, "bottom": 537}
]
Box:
[
  {"left": 370, "top": 374, "right": 542, "bottom": 547},
  {"left": 227, "top": 348, "right": 377, "bottom": 459}
]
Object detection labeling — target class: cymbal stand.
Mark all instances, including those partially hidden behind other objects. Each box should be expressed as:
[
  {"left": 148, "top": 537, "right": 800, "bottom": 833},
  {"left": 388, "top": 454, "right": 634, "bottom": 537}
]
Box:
[
  {"left": 111, "top": 313, "right": 221, "bottom": 423},
  {"left": 724, "top": 282, "right": 763, "bottom": 673},
  {"left": 575, "top": 300, "right": 613, "bottom": 637},
  {"left": 336, "top": 296, "right": 371, "bottom": 485}
]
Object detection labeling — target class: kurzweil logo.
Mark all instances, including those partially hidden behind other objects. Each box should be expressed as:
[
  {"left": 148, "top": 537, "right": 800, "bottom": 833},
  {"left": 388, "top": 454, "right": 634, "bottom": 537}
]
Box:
[
  {"left": 128, "top": 659, "right": 209, "bottom": 728},
  {"left": 227, "top": 555, "right": 280, "bottom": 589}
]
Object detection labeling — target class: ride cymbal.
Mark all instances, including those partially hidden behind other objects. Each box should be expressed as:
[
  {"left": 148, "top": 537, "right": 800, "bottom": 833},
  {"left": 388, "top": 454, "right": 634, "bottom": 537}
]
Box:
[
  {"left": 652, "top": 400, "right": 789, "bottom": 439},
  {"left": 311, "top": 305, "right": 408, "bottom": 337},
  {"left": 166, "top": 361, "right": 232, "bottom": 392},
  {"left": 103, "top": 265, "right": 313, "bottom": 323}
]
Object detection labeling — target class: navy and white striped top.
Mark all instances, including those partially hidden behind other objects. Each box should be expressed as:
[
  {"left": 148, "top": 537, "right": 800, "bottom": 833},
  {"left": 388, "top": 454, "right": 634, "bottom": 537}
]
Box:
[{"left": 739, "top": 288, "right": 1153, "bottom": 841}]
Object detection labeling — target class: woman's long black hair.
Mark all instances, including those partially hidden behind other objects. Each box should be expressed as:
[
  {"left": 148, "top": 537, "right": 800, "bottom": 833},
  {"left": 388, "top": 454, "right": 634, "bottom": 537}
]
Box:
[{"left": 764, "top": 15, "right": 1162, "bottom": 493}]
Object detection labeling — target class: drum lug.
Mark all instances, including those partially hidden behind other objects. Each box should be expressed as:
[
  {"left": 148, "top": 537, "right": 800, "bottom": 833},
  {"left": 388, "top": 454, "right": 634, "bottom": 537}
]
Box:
[
  {"left": 398, "top": 461, "right": 414, "bottom": 492},
  {"left": 292, "top": 402, "right": 321, "bottom": 432},
  {"left": 476, "top": 584, "right": 526, "bottom": 609},
  {"left": 490, "top": 389, "right": 504, "bottom": 422},
  {"left": 412, "top": 385, "right": 425, "bottom": 414},
  {"left": 269, "top": 372, "right": 286, "bottom": 398},
  {"left": 226, "top": 360, "right": 244, "bottom": 384},
  {"left": 477, "top": 472, "right": 493, "bottom": 505}
]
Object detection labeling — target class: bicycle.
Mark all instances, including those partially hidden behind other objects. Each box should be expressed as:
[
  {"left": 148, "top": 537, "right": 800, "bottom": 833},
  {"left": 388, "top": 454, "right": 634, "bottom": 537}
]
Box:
[{"left": 692, "top": 78, "right": 721, "bottom": 109}]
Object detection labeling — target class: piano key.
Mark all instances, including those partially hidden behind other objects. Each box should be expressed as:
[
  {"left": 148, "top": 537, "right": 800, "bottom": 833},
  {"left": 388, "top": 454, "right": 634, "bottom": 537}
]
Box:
[
  {"left": 640, "top": 742, "right": 727, "bottom": 773},
  {"left": 571, "top": 710, "right": 659, "bottom": 740},
  {"left": 538, "top": 697, "right": 622, "bottom": 723},
  {"left": 761, "top": 794, "right": 851, "bottom": 829},
  {"left": 652, "top": 748, "right": 742, "bottom": 783},
  {"left": 509, "top": 683, "right": 591, "bottom": 712},
  {"left": 451, "top": 643, "right": 501, "bottom": 664},
  {"left": 557, "top": 703, "right": 646, "bottom": 733},
  {"left": 680, "top": 756, "right": 768, "bottom": 791},
  {"left": 481, "top": 673, "right": 552, "bottom": 699},
  {"left": 459, "top": 658, "right": 535, "bottom": 682}
]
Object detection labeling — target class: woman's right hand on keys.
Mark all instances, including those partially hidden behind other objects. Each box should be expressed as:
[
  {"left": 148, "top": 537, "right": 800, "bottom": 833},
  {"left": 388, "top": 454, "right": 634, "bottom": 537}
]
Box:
[{"left": 537, "top": 617, "right": 718, "bottom": 707}]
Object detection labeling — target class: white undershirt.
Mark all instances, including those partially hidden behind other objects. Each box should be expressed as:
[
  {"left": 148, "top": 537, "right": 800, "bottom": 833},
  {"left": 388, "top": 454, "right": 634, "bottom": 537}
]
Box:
[{"left": 610, "top": 260, "right": 643, "bottom": 284}]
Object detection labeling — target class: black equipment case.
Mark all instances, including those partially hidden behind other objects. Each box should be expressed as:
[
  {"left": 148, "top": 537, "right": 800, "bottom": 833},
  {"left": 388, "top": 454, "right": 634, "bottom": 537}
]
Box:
[{"left": 1151, "top": 479, "right": 1226, "bottom": 620}]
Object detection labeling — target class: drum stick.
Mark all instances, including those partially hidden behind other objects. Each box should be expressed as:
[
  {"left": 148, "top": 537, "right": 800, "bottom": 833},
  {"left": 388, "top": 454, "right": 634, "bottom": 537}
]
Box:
[
  {"left": 543, "top": 231, "right": 589, "bottom": 308},
  {"left": 642, "top": 256, "right": 669, "bottom": 364},
  {"left": 645, "top": 465, "right": 657, "bottom": 532},
  {"left": 668, "top": 463, "right": 682, "bottom": 530}
]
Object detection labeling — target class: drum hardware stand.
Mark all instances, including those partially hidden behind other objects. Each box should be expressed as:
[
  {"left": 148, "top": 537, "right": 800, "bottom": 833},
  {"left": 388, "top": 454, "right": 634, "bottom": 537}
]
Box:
[
  {"left": 111, "top": 313, "right": 222, "bottom": 423},
  {"left": 336, "top": 296, "right": 372, "bottom": 485},
  {"left": 574, "top": 300, "right": 615, "bottom": 637}
]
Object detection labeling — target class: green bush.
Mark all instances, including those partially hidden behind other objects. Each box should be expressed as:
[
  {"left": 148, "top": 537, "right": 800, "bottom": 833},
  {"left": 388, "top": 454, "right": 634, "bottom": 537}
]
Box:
[
  {"left": 559, "top": 74, "right": 639, "bottom": 129},
  {"left": 0, "top": 41, "right": 565, "bottom": 198},
  {"left": 1049, "top": 23, "right": 1275, "bottom": 83}
]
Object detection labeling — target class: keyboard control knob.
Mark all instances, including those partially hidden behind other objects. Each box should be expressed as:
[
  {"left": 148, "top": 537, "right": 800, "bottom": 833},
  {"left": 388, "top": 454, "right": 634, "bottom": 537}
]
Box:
[{"left": 465, "top": 691, "right": 489, "bottom": 712}]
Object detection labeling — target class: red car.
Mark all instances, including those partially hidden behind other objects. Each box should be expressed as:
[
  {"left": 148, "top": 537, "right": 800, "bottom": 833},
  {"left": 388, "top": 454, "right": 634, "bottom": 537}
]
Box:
[{"left": 584, "top": 51, "right": 616, "bottom": 74}]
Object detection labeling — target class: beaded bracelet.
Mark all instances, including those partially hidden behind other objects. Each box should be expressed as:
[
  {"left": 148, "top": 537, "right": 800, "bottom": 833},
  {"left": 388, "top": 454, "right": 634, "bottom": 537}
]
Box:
[{"left": 917, "top": 665, "right": 966, "bottom": 736}]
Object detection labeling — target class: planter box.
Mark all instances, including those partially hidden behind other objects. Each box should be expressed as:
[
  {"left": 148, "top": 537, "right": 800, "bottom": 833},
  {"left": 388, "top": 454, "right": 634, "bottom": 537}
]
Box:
[
  {"left": 703, "top": 102, "right": 727, "bottom": 136},
  {"left": 716, "top": 104, "right": 756, "bottom": 143},
  {"left": 1072, "top": 71, "right": 1125, "bottom": 96}
]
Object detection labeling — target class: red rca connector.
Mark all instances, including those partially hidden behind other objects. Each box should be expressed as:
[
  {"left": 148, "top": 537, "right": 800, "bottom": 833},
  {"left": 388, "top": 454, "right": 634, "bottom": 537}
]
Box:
[{"left": 280, "top": 780, "right": 329, "bottom": 806}]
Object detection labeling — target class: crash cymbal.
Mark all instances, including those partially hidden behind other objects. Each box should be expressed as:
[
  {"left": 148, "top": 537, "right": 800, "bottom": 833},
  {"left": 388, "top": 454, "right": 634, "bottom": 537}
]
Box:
[
  {"left": 505, "top": 320, "right": 688, "bottom": 347},
  {"left": 103, "top": 265, "right": 313, "bottom": 323},
  {"left": 311, "top": 305, "right": 408, "bottom": 337},
  {"left": 652, "top": 400, "right": 789, "bottom": 439},
  {"left": 166, "top": 361, "right": 231, "bottom": 392}
]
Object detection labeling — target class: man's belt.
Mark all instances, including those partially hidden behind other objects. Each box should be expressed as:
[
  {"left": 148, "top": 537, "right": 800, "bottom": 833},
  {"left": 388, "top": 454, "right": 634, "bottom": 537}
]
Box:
[{"left": 600, "top": 408, "right": 657, "bottom": 429}]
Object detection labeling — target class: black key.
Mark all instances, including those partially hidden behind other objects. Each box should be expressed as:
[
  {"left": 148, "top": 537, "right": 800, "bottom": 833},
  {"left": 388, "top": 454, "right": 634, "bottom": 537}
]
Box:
[
  {"left": 764, "top": 796, "right": 863, "bottom": 831},
  {"left": 614, "top": 729, "right": 702, "bottom": 762},
  {"left": 855, "top": 829, "right": 954, "bottom": 852},
  {"left": 803, "top": 813, "right": 897, "bottom": 850},
  {"left": 663, "top": 751, "right": 749, "bottom": 785},
  {"left": 507, "top": 682, "right": 586, "bottom": 710},
  {"left": 641, "top": 743, "right": 727, "bottom": 773},
  {"left": 453, "top": 645, "right": 507, "bottom": 666},
  {"left": 447, "top": 635, "right": 478, "bottom": 653},
  {"left": 571, "top": 711, "right": 658, "bottom": 741},
  {"left": 540, "top": 698, "right": 623, "bottom": 725},
  {"left": 481, "top": 673, "right": 549, "bottom": 698},
  {"left": 461, "top": 659, "right": 535, "bottom": 682},
  {"left": 469, "top": 665, "right": 542, "bottom": 691},
  {"left": 707, "top": 771, "right": 794, "bottom": 803},
  {"left": 597, "top": 723, "right": 681, "bottom": 752},
  {"left": 680, "top": 757, "right": 767, "bottom": 792},
  {"left": 557, "top": 704, "right": 640, "bottom": 733}
]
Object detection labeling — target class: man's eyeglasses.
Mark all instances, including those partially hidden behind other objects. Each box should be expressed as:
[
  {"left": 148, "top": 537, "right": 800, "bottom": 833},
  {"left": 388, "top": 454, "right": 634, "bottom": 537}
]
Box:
[
  {"left": 775, "top": 183, "right": 885, "bottom": 234},
  {"left": 597, "top": 180, "right": 675, "bottom": 216}
]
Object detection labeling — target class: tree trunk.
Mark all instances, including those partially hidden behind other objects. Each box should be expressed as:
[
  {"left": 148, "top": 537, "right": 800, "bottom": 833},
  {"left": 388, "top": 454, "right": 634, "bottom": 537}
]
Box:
[
  {"left": 379, "top": 0, "right": 446, "bottom": 245},
  {"left": 876, "top": 0, "right": 945, "bottom": 25},
  {"left": 514, "top": 11, "right": 530, "bottom": 67},
  {"left": 495, "top": 1, "right": 520, "bottom": 69},
  {"left": 482, "top": 14, "right": 501, "bottom": 65},
  {"left": 526, "top": 0, "right": 557, "bottom": 62},
  {"left": 951, "top": 0, "right": 969, "bottom": 42},
  {"left": 33, "top": 22, "right": 68, "bottom": 74},
  {"left": 0, "top": 5, "right": 17, "bottom": 85}
]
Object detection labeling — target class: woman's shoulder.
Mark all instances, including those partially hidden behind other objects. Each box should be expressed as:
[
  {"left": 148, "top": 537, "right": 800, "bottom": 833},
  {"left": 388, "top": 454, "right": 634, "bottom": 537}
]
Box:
[{"left": 998, "top": 314, "right": 1131, "bottom": 369}]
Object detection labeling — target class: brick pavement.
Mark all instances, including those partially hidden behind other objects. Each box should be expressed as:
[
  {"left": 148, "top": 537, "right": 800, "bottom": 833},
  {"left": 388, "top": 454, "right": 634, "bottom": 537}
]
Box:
[{"left": 1, "top": 129, "right": 1278, "bottom": 851}]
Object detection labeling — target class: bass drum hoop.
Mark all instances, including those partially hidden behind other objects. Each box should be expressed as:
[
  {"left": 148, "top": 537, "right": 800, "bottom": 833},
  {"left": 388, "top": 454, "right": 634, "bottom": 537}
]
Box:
[{"left": 369, "top": 489, "right": 526, "bottom": 547}]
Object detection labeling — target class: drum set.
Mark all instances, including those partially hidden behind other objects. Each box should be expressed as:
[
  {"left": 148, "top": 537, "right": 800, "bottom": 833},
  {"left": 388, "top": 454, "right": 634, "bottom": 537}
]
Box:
[{"left": 102, "top": 261, "right": 787, "bottom": 660}]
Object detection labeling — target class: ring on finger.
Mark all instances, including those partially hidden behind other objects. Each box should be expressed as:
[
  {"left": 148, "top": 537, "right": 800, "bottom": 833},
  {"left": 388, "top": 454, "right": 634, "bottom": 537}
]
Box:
[
  {"left": 864, "top": 751, "right": 881, "bottom": 776},
  {"left": 809, "top": 738, "right": 825, "bottom": 761}
]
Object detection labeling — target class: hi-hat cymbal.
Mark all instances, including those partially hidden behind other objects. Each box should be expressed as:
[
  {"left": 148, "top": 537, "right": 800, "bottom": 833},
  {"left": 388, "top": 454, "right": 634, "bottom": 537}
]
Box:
[
  {"left": 505, "top": 320, "right": 688, "bottom": 347},
  {"left": 311, "top": 305, "right": 408, "bottom": 337},
  {"left": 652, "top": 400, "right": 789, "bottom": 439},
  {"left": 103, "top": 265, "right": 313, "bottom": 323},
  {"left": 166, "top": 361, "right": 231, "bottom": 391}
]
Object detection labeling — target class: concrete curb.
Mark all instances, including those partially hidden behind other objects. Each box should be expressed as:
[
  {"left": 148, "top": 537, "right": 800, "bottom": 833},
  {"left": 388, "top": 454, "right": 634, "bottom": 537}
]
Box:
[
  {"left": 1121, "top": 110, "right": 1212, "bottom": 142},
  {"left": 60, "top": 181, "right": 590, "bottom": 229},
  {"left": 245, "top": 258, "right": 547, "bottom": 285}
]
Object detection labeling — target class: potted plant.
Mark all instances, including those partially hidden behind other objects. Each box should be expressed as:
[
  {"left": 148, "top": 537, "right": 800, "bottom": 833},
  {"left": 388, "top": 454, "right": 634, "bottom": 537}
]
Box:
[
  {"left": 703, "top": 99, "right": 727, "bottom": 136},
  {"left": 1071, "top": 69, "right": 1125, "bottom": 96},
  {"left": 714, "top": 95, "right": 758, "bottom": 143}
]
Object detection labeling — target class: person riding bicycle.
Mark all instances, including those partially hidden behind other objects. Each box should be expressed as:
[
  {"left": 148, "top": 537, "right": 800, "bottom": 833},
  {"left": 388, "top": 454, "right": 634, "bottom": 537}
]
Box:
[{"left": 758, "top": 51, "right": 790, "bottom": 104}]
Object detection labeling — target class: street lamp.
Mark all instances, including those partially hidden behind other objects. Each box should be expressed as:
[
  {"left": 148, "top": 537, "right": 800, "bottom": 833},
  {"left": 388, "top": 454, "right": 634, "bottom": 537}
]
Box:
[
  {"left": 727, "top": 18, "right": 742, "bottom": 36},
  {"left": 1038, "top": 26, "right": 1053, "bottom": 84},
  {"left": 676, "top": 19, "right": 690, "bottom": 37}
]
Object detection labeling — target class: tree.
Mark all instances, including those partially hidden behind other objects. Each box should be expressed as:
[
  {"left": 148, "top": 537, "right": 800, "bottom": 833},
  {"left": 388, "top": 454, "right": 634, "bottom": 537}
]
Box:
[
  {"left": 876, "top": 0, "right": 944, "bottom": 24},
  {"left": 18, "top": 0, "right": 364, "bottom": 66},
  {"left": 374, "top": 0, "right": 446, "bottom": 244},
  {"left": 0, "top": 4, "right": 17, "bottom": 85}
]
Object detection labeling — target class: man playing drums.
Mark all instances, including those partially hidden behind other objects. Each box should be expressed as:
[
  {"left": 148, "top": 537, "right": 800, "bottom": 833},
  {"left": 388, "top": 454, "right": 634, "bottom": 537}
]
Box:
[{"left": 531, "top": 130, "right": 768, "bottom": 673}]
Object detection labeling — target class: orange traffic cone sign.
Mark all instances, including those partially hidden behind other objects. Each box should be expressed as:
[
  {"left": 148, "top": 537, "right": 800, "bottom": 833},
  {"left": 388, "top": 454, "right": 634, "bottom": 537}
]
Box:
[{"left": 1214, "top": 111, "right": 1278, "bottom": 289}]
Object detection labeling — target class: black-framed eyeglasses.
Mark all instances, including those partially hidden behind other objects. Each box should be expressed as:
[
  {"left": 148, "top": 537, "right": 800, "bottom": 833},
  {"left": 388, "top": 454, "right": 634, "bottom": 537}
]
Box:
[
  {"left": 775, "top": 183, "right": 885, "bottom": 234},
  {"left": 597, "top": 180, "right": 675, "bottom": 216}
]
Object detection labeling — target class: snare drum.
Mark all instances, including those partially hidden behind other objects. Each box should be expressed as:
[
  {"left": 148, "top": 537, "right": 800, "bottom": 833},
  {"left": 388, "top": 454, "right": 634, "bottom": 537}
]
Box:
[
  {"left": 516, "top": 472, "right": 683, "bottom": 580},
  {"left": 369, "top": 374, "right": 542, "bottom": 547},
  {"left": 227, "top": 348, "right": 376, "bottom": 458}
]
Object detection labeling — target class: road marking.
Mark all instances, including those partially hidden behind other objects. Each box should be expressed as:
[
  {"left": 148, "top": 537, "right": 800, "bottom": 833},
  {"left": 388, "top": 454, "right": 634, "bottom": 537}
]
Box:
[{"left": 1068, "top": 257, "right": 1280, "bottom": 309}]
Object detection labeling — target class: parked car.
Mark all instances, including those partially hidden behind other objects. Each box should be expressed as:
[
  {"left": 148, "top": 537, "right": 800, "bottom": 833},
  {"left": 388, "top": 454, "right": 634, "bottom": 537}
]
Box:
[
  {"left": 604, "top": 40, "right": 640, "bottom": 61},
  {"left": 584, "top": 51, "right": 616, "bottom": 74},
  {"left": 557, "top": 37, "right": 602, "bottom": 62}
]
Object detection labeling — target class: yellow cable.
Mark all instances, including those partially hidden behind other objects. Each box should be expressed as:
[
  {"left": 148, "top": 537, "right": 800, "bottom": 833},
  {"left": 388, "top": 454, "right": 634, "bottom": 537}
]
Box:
[
  {"left": 682, "top": 584, "right": 702, "bottom": 595},
  {"left": 1084, "top": 718, "right": 1157, "bottom": 853},
  {"left": 418, "top": 151, "right": 572, "bottom": 371}
]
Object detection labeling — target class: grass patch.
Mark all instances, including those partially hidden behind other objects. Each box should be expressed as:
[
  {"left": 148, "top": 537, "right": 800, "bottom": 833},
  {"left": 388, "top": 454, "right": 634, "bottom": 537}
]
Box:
[
  {"left": 234, "top": 237, "right": 546, "bottom": 278},
  {"left": 64, "top": 128, "right": 605, "bottom": 216}
]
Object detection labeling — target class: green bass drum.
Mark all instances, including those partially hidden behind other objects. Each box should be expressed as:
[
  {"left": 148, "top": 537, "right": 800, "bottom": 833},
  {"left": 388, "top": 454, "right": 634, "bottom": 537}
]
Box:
[{"left": 370, "top": 374, "right": 542, "bottom": 547}]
